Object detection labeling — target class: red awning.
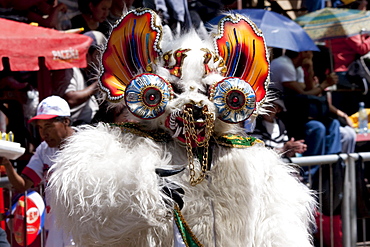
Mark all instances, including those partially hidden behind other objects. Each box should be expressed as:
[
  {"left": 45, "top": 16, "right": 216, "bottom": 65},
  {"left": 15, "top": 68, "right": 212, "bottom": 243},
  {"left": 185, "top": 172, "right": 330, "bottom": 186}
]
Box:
[{"left": 0, "top": 18, "right": 92, "bottom": 71}]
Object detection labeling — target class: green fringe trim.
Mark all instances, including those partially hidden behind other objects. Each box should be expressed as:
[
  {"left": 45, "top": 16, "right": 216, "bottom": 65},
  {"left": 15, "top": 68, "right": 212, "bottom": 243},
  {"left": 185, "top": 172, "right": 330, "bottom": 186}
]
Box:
[
  {"left": 214, "top": 134, "right": 264, "bottom": 148},
  {"left": 173, "top": 205, "right": 203, "bottom": 247}
]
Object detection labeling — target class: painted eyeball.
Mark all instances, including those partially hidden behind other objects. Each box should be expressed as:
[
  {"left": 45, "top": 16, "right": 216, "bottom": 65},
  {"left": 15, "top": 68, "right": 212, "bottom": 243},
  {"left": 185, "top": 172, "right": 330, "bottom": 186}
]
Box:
[
  {"left": 125, "top": 73, "right": 174, "bottom": 119},
  {"left": 209, "top": 77, "right": 256, "bottom": 123}
]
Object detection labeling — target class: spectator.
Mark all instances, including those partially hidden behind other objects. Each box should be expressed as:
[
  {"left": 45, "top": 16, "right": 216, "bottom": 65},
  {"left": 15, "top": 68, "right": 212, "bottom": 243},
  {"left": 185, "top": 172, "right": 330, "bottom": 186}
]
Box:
[
  {"left": 271, "top": 49, "right": 344, "bottom": 247},
  {"left": 188, "top": 0, "right": 233, "bottom": 38},
  {"left": 328, "top": 33, "right": 370, "bottom": 89},
  {"left": 143, "top": 0, "right": 192, "bottom": 35},
  {"left": 0, "top": 0, "right": 68, "bottom": 28},
  {"left": 270, "top": 49, "right": 341, "bottom": 157},
  {"left": 327, "top": 0, "right": 370, "bottom": 89},
  {"left": 0, "top": 95, "right": 75, "bottom": 247},
  {"left": 0, "top": 70, "right": 39, "bottom": 156},
  {"left": 70, "top": 0, "right": 112, "bottom": 33},
  {"left": 303, "top": 0, "right": 325, "bottom": 12},
  {"left": 250, "top": 94, "right": 307, "bottom": 158},
  {"left": 109, "top": 0, "right": 134, "bottom": 20},
  {"left": 57, "top": 0, "right": 81, "bottom": 29},
  {"left": 98, "top": 0, "right": 134, "bottom": 37},
  {"left": 26, "top": 0, "right": 68, "bottom": 29},
  {"left": 327, "top": 90, "right": 357, "bottom": 153},
  {"left": 188, "top": 0, "right": 235, "bottom": 24},
  {"left": 52, "top": 31, "right": 105, "bottom": 126},
  {"left": 312, "top": 45, "right": 357, "bottom": 153},
  {"left": 334, "top": 0, "right": 368, "bottom": 9}
]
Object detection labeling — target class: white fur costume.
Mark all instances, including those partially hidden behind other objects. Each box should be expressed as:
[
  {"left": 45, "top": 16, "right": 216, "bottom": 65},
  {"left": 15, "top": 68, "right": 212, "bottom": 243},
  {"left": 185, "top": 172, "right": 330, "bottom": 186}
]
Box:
[{"left": 48, "top": 8, "right": 315, "bottom": 247}]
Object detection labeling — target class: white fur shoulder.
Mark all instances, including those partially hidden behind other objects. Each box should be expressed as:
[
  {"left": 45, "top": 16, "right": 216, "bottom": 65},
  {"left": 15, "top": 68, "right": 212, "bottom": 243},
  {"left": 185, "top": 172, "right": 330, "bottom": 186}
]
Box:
[
  {"left": 48, "top": 123, "right": 315, "bottom": 247},
  {"left": 48, "top": 123, "right": 173, "bottom": 246}
]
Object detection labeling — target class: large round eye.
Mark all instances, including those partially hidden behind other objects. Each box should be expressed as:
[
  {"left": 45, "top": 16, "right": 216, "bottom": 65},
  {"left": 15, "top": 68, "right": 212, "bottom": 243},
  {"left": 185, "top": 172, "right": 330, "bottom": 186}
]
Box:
[
  {"left": 209, "top": 77, "right": 256, "bottom": 123},
  {"left": 226, "top": 90, "right": 246, "bottom": 110},
  {"left": 143, "top": 87, "right": 161, "bottom": 107},
  {"left": 125, "top": 74, "right": 173, "bottom": 119}
]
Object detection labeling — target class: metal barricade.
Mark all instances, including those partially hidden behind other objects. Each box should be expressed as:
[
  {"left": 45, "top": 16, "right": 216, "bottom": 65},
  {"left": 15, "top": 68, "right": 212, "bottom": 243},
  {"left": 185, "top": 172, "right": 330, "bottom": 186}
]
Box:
[{"left": 287, "top": 152, "right": 370, "bottom": 247}]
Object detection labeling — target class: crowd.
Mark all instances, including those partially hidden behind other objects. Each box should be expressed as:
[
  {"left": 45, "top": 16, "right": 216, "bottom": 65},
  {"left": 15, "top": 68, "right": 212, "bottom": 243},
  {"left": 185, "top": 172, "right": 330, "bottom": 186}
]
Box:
[
  {"left": 251, "top": 1, "right": 370, "bottom": 246},
  {"left": 0, "top": 0, "right": 369, "bottom": 246}
]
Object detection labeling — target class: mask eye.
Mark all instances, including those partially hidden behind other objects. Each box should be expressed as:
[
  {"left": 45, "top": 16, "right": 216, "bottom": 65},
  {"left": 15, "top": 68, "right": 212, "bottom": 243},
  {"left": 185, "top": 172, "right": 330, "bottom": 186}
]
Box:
[
  {"left": 209, "top": 77, "right": 256, "bottom": 123},
  {"left": 226, "top": 90, "right": 245, "bottom": 110},
  {"left": 125, "top": 74, "right": 173, "bottom": 119},
  {"left": 143, "top": 87, "right": 161, "bottom": 107}
]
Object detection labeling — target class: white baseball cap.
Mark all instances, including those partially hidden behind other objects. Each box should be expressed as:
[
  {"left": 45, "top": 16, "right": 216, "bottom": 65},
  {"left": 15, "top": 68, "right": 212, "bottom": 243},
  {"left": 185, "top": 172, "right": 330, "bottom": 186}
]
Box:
[{"left": 29, "top": 96, "right": 70, "bottom": 122}]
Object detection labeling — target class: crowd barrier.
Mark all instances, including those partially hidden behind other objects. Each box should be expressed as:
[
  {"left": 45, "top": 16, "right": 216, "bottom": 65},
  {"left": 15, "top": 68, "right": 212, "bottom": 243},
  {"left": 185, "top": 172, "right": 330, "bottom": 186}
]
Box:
[{"left": 286, "top": 152, "right": 370, "bottom": 247}]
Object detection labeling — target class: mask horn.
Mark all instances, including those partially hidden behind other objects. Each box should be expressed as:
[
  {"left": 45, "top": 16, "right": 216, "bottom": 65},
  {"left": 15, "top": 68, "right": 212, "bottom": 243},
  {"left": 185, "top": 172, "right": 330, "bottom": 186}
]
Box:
[
  {"left": 213, "top": 14, "right": 269, "bottom": 107},
  {"left": 99, "top": 8, "right": 163, "bottom": 102}
]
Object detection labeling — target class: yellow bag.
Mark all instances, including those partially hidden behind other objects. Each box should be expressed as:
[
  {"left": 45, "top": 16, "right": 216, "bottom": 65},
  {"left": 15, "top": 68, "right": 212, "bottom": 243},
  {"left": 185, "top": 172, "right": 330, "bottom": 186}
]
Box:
[
  {"left": 341, "top": 0, "right": 356, "bottom": 4},
  {"left": 349, "top": 109, "right": 370, "bottom": 129}
]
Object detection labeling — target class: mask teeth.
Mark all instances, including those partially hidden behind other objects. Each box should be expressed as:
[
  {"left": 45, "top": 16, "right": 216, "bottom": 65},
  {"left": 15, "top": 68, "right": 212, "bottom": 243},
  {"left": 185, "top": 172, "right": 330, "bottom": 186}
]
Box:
[
  {"left": 169, "top": 114, "right": 178, "bottom": 130},
  {"left": 169, "top": 110, "right": 181, "bottom": 130},
  {"left": 172, "top": 126, "right": 182, "bottom": 138}
]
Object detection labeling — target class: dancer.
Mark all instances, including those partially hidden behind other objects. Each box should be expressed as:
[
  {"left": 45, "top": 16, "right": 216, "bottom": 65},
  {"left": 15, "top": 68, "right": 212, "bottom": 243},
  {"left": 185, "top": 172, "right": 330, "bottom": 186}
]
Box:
[{"left": 48, "top": 9, "right": 316, "bottom": 246}]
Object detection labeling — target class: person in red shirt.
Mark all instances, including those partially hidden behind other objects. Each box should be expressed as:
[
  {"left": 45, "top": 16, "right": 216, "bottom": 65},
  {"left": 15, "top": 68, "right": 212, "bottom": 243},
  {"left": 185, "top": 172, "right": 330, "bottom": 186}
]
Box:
[
  {"left": 329, "top": 34, "right": 370, "bottom": 73},
  {"left": 328, "top": 0, "right": 370, "bottom": 89}
]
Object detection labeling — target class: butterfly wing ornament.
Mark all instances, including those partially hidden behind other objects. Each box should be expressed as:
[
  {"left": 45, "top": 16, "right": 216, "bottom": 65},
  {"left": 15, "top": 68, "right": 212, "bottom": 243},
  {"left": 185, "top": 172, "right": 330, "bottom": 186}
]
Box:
[
  {"left": 99, "top": 8, "right": 163, "bottom": 102},
  {"left": 213, "top": 14, "right": 270, "bottom": 115}
]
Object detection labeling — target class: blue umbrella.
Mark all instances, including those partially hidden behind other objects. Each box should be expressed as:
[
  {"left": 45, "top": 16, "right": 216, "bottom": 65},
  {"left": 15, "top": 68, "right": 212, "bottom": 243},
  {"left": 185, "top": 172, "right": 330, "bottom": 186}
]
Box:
[{"left": 207, "top": 8, "right": 319, "bottom": 52}]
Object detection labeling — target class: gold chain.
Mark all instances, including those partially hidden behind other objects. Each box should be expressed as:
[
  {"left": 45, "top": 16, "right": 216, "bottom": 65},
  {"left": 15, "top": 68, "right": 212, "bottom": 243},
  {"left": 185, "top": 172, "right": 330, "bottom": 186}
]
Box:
[{"left": 183, "top": 107, "right": 214, "bottom": 186}]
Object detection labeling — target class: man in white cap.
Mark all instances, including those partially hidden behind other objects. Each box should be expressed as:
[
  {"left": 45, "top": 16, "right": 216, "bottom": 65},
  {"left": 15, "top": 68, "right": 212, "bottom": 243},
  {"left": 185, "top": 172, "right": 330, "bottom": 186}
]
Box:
[{"left": 0, "top": 95, "right": 75, "bottom": 247}]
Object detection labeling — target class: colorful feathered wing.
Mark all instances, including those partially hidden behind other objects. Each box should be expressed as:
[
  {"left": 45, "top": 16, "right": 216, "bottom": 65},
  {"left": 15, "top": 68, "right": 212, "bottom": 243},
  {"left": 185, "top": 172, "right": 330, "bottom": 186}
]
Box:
[
  {"left": 99, "top": 8, "right": 163, "bottom": 102},
  {"left": 213, "top": 14, "right": 269, "bottom": 105}
]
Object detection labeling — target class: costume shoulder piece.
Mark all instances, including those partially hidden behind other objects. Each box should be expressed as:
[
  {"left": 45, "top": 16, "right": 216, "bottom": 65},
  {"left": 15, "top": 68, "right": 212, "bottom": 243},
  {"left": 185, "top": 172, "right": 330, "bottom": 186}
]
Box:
[{"left": 215, "top": 134, "right": 264, "bottom": 148}]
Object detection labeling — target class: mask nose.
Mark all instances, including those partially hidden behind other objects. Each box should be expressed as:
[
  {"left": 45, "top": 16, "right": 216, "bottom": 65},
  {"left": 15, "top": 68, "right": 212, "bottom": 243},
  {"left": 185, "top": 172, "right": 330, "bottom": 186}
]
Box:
[{"left": 185, "top": 104, "right": 205, "bottom": 121}]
